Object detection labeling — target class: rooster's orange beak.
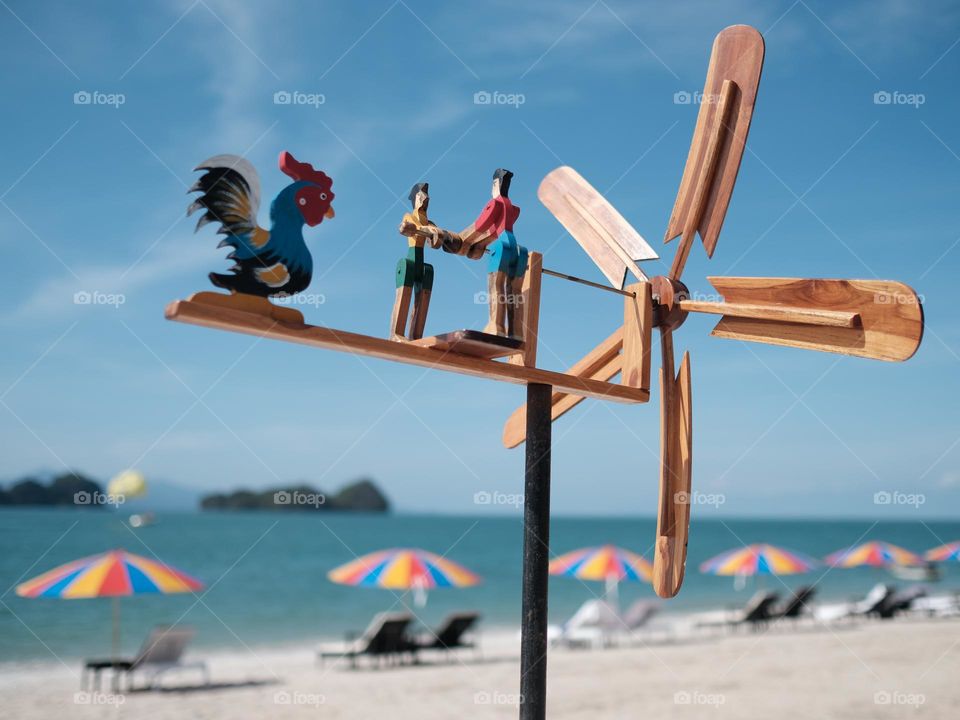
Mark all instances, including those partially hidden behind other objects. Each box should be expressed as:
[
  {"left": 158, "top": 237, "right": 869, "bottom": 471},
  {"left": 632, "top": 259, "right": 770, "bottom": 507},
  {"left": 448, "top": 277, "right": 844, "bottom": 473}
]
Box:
[{"left": 325, "top": 206, "right": 335, "bottom": 219}]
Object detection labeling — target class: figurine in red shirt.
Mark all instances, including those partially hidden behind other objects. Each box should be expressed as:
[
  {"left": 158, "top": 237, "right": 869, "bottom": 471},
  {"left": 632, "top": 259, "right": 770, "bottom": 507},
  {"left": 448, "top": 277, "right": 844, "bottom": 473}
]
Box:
[{"left": 459, "top": 169, "right": 529, "bottom": 337}]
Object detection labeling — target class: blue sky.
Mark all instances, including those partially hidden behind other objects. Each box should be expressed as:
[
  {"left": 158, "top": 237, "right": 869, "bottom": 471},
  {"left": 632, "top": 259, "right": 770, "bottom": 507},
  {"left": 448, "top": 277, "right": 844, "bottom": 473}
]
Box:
[{"left": 1, "top": 0, "right": 958, "bottom": 518}]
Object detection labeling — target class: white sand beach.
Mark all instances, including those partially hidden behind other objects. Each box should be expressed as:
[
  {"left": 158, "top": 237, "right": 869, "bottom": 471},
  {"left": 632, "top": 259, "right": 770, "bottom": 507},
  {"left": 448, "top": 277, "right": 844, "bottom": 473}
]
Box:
[{"left": 2, "top": 616, "right": 958, "bottom": 719}]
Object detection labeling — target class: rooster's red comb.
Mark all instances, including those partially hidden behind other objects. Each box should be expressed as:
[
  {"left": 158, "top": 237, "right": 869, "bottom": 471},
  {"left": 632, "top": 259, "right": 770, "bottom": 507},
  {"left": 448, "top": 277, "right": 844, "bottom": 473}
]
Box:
[{"left": 278, "top": 151, "right": 332, "bottom": 190}]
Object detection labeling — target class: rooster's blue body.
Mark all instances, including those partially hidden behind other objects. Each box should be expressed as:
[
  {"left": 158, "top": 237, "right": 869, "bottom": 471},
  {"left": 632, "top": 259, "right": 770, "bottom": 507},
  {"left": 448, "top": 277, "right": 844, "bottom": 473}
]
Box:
[{"left": 188, "top": 152, "right": 335, "bottom": 297}]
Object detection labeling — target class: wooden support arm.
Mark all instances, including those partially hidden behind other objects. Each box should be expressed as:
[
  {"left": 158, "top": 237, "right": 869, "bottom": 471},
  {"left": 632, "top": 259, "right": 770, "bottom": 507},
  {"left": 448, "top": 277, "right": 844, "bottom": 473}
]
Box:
[{"left": 679, "top": 299, "right": 860, "bottom": 328}]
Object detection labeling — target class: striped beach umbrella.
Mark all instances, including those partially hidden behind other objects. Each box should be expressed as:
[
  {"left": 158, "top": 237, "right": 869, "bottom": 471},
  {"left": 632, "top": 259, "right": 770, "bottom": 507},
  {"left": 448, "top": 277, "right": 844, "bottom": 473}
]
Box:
[
  {"left": 549, "top": 545, "right": 652, "bottom": 603},
  {"left": 700, "top": 544, "right": 818, "bottom": 576},
  {"left": 16, "top": 549, "right": 203, "bottom": 659},
  {"left": 924, "top": 541, "right": 960, "bottom": 562},
  {"left": 825, "top": 541, "right": 923, "bottom": 568},
  {"left": 328, "top": 548, "right": 480, "bottom": 606}
]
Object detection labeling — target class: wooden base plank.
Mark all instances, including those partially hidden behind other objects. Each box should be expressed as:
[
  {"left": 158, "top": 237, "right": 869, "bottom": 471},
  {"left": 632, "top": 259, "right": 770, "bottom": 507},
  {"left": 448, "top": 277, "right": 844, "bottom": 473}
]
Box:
[
  {"left": 411, "top": 330, "right": 523, "bottom": 359},
  {"left": 165, "top": 295, "right": 649, "bottom": 405}
]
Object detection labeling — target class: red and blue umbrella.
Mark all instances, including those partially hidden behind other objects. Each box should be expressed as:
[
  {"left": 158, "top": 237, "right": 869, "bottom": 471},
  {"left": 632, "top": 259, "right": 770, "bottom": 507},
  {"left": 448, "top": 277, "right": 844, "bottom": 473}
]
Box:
[
  {"left": 825, "top": 541, "right": 922, "bottom": 568},
  {"left": 700, "top": 544, "right": 818, "bottom": 576},
  {"left": 328, "top": 548, "right": 480, "bottom": 606},
  {"left": 549, "top": 545, "right": 652, "bottom": 603},
  {"left": 16, "top": 549, "right": 203, "bottom": 659},
  {"left": 924, "top": 541, "right": 960, "bottom": 562}
]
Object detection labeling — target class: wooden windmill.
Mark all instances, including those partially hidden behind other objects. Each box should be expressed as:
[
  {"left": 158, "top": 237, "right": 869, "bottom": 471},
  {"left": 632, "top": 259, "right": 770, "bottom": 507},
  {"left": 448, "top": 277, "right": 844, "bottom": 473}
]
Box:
[
  {"left": 165, "top": 24, "right": 922, "bottom": 720},
  {"left": 504, "top": 25, "right": 922, "bottom": 599}
]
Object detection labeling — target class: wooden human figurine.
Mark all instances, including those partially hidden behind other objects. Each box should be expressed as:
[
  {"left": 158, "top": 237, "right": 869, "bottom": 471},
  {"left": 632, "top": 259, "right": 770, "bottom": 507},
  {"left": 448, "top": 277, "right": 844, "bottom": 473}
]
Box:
[
  {"left": 392, "top": 183, "right": 444, "bottom": 340},
  {"left": 458, "top": 169, "right": 528, "bottom": 337},
  {"left": 188, "top": 151, "right": 335, "bottom": 298}
]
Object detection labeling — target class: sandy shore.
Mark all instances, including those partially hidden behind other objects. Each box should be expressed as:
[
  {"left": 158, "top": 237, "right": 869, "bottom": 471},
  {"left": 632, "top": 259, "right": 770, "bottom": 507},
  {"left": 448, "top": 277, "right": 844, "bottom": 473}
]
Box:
[{"left": 2, "top": 617, "right": 958, "bottom": 719}]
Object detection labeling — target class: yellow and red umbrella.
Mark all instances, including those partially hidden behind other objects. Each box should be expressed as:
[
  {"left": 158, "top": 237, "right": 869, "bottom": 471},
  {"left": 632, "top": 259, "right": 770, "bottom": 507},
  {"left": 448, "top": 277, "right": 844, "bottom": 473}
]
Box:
[
  {"left": 700, "top": 544, "right": 817, "bottom": 590},
  {"left": 549, "top": 545, "right": 652, "bottom": 603},
  {"left": 700, "top": 543, "right": 818, "bottom": 575},
  {"left": 328, "top": 548, "right": 480, "bottom": 607},
  {"left": 925, "top": 541, "right": 960, "bottom": 562},
  {"left": 825, "top": 541, "right": 922, "bottom": 568},
  {"left": 16, "top": 549, "right": 203, "bottom": 659}
]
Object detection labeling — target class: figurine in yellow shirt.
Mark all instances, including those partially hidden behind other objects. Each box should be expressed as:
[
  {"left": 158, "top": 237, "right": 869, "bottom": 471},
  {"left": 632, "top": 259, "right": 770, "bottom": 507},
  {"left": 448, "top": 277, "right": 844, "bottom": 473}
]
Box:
[{"left": 392, "top": 183, "right": 453, "bottom": 340}]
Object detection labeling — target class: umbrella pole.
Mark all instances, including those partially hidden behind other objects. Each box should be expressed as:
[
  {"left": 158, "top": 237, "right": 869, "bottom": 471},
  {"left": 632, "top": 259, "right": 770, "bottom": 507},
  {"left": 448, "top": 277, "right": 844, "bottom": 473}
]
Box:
[
  {"left": 112, "top": 596, "right": 120, "bottom": 662},
  {"left": 520, "top": 383, "right": 552, "bottom": 720}
]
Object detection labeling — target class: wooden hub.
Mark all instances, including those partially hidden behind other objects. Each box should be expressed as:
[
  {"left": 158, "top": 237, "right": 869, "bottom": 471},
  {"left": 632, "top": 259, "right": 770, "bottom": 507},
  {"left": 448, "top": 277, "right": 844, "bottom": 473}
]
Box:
[{"left": 651, "top": 276, "right": 689, "bottom": 331}]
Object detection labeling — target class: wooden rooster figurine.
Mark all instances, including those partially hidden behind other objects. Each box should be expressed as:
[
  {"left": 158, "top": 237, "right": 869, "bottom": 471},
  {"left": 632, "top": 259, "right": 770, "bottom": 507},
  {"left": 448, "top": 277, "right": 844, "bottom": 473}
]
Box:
[{"left": 188, "top": 151, "right": 335, "bottom": 298}]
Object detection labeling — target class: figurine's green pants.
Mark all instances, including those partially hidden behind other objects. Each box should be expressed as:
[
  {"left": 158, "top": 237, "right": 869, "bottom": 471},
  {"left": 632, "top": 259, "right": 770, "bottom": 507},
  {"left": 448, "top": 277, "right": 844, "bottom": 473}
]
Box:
[{"left": 395, "top": 246, "right": 434, "bottom": 294}]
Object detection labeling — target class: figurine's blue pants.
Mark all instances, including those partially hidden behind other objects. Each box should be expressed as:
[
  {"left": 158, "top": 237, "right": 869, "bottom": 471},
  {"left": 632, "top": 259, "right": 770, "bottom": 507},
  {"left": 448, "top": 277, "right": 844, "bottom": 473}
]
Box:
[{"left": 487, "top": 231, "right": 528, "bottom": 278}]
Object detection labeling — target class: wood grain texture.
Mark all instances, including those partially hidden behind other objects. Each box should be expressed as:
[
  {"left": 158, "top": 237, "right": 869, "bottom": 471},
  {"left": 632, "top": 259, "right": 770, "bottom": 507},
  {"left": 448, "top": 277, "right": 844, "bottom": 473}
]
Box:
[
  {"left": 622, "top": 281, "right": 652, "bottom": 390},
  {"left": 706, "top": 277, "right": 924, "bottom": 361},
  {"left": 502, "top": 328, "right": 624, "bottom": 448},
  {"left": 668, "top": 79, "right": 735, "bottom": 280},
  {"left": 185, "top": 291, "right": 306, "bottom": 324},
  {"left": 679, "top": 299, "right": 859, "bottom": 327},
  {"left": 508, "top": 252, "right": 543, "bottom": 367},
  {"left": 411, "top": 330, "right": 522, "bottom": 359},
  {"left": 538, "top": 166, "right": 656, "bottom": 288},
  {"left": 166, "top": 295, "right": 648, "bottom": 404},
  {"left": 664, "top": 25, "right": 764, "bottom": 258},
  {"left": 652, "top": 349, "right": 692, "bottom": 599}
]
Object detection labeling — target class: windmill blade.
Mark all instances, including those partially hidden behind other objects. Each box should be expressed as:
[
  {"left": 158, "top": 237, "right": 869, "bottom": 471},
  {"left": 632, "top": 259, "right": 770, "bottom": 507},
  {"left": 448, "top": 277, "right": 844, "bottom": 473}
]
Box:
[
  {"left": 539, "top": 166, "right": 658, "bottom": 289},
  {"left": 665, "top": 25, "right": 764, "bottom": 280},
  {"left": 652, "top": 340, "right": 692, "bottom": 599},
  {"left": 700, "top": 277, "right": 924, "bottom": 362},
  {"left": 503, "top": 328, "right": 624, "bottom": 448}
]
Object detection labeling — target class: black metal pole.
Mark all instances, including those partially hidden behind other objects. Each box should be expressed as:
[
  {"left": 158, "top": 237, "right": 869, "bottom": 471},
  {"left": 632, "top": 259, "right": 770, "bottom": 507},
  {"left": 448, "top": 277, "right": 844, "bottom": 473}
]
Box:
[{"left": 520, "top": 383, "right": 552, "bottom": 720}]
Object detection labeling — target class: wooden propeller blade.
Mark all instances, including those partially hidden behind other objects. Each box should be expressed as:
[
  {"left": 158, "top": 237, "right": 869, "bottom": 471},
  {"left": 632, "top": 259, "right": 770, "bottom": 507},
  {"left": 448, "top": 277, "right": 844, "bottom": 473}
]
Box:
[
  {"left": 502, "top": 328, "right": 623, "bottom": 448},
  {"left": 704, "top": 277, "right": 924, "bottom": 362},
  {"left": 665, "top": 25, "right": 764, "bottom": 279},
  {"left": 652, "top": 335, "right": 692, "bottom": 599},
  {"left": 539, "top": 166, "right": 658, "bottom": 289}
]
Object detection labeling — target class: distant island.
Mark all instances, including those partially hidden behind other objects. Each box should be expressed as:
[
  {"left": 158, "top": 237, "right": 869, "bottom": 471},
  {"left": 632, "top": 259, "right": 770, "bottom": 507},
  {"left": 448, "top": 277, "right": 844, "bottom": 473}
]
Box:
[
  {"left": 200, "top": 479, "right": 390, "bottom": 513},
  {"left": 0, "top": 472, "right": 390, "bottom": 514},
  {"left": 0, "top": 472, "right": 104, "bottom": 507}
]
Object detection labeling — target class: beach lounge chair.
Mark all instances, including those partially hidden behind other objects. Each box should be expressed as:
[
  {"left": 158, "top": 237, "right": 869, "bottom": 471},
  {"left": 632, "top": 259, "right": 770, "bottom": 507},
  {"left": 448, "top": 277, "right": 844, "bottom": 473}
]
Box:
[
  {"left": 877, "top": 585, "right": 927, "bottom": 619},
  {"left": 771, "top": 585, "right": 817, "bottom": 622},
  {"left": 414, "top": 611, "right": 481, "bottom": 659},
  {"left": 911, "top": 592, "right": 960, "bottom": 618},
  {"left": 692, "top": 590, "right": 780, "bottom": 632},
  {"left": 550, "top": 599, "right": 622, "bottom": 648},
  {"left": 857, "top": 583, "right": 896, "bottom": 618},
  {"left": 317, "top": 612, "right": 416, "bottom": 669},
  {"left": 82, "top": 625, "right": 209, "bottom": 691},
  {"left": 814, "top": 583, "right": 894, "bottom": 623}
]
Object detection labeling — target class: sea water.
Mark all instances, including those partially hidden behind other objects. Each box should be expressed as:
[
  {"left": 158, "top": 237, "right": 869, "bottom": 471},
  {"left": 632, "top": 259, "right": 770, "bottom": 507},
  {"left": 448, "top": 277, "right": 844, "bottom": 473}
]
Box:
[{"left": 1, "top": 509, "right": 957, "bottom": 664}]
